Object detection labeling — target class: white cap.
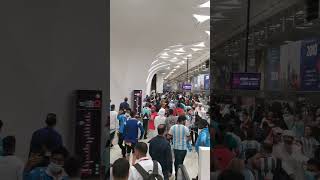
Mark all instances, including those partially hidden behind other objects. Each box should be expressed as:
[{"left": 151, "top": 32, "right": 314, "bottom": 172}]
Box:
[
  {"left": 282, "top": 130, "right": 295, "bottom": 138},
  {"left": 272, "top": 127, "right": 283, "bottom": 135},
  {"left": 158, "top": 109, "right": 166, "bottom": 116}
]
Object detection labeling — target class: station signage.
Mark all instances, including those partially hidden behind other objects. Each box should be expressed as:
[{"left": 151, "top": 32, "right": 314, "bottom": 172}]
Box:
[
  {"left": 231, "top": 73, "right": 261, "bottom": 90},
  {"left": 75, "top": 90, "right": 102, "bottom": 178},
  {"left": 182, "top": 83, "right": 192, "bottom": 90}
]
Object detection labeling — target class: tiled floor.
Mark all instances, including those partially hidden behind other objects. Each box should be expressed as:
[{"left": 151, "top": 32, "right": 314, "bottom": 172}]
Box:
[{"left": 110, "top": 137, "right": 199, "bottom": 179}]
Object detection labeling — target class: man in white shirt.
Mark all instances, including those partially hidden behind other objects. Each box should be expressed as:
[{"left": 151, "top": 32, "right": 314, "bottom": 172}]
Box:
[
  {"left": 110, "top": 104, "right": 118, "bottom": 147},
  {"left": 195, "top": 103, "right": 206, "bottom": 119},
  {"left": 273, "top": 130, "right": 309, "bottom": 180},
  {"left": 129, "top": 142, "right": 164, "bottom": 180},
  {"left": 0, "top": 136, "right": 24, "bottom": 180}
]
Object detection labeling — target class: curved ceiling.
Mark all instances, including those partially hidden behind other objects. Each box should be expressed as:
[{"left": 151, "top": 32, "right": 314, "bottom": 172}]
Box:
[
  {"left": 110, "top": 0, "right": 209, "bottom": 97},
  {"left": 111, "top": 0, "right": 209, "bottom": 49},
  {"left": 143, "top": 0, "right": 210, "bottom": 83}
]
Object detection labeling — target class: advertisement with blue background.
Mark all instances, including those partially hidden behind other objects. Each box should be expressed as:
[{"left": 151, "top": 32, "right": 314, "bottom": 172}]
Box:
[
  {"left": 301, "top": 39, "right": 320, "bottom": 91},
  {"left": 204, "top": 74, "right": 210, "bottom": 90},
  {"left": 266, "top": 48, "right": 280, "bottom": 90}
]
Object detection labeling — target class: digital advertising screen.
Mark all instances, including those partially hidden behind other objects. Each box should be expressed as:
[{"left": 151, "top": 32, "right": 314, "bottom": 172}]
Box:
[
  {"left": 75, "top": 90, "right": 102, "bottom": 178},
  {"left": 231, "top": 73, "right": 261, "bottom": 90},
  {"left": 182, "top": 83, "right": 192, "bottom": 90}
]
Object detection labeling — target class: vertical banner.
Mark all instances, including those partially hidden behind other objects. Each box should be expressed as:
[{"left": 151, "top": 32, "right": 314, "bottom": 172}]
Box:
[
  {"left": 192, "top": 76, "right": 198, "bottom": 91},
  {"left": 280, "top": 43, "right": 289, "bottom": 90},
  {"left": 280, "top": 41, "right": 301, "bottom": 90},
  {"left": 75, "top": 90, "right": 102, "bottom": 178},
  {"left": 301, "top": 39, "right": 320, "bottom": 90},
  {"left": 199, "top": 74, "right": 205, "bottom": 90},
  {"left": 266, "top": 48, "right": 280, "bottom": 90},
  {"left": 132, "top": 90, "right": 143, "bottom": 114},
  {"left": 204, "top": 74, "right": 210, "bottom": 90},
  {"left": 288, "top": 41, "right": 301, "bottom": 90}
]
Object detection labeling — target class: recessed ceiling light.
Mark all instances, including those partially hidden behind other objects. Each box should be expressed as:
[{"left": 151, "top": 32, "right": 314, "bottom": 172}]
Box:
[
  {"left": 191, "top": 48, "right": 202, "bottom": 52},
  {"left": 193, "top": 14, "right": 210, "bottom": 23},
  {"left": 170, "top": 44, "right": 183, "bottom": 48},
  {"left": 169, "top": 57, "right": 179, "bottom": 63},
  {"left": 175, "top": 48, "right": 186, "bottom": 53},
  {"left": 162, "top": 52, "right": 169, "bottom": 56},
  {"left": 151, "top": 59, "right": 158, "bottom": 65},
  {"left": 199, "top": 1, "right": 210, "bottom": 8},
  {"left": 194, "top": 42, "right": 205, "bottom": 47},
  {"left": 296, "top": 26, "right": 310, "bottom": 29},
  {"left": 220, "top": 0, "right": 241, "bottom": 5},
  {"left": 211, "top": 13, "right": 226, "bottom": 19}
]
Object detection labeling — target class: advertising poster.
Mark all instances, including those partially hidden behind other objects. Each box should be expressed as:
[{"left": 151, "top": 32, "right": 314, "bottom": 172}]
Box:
[
  {"left": 231, "top": 73, "right": 261, "bottom": 90},
  {"left": 204, "top": 74, "right": 210, "bottom": 90},
  {"left": 132, "top": 90, "right": 143, "bottom": 114},
  {"left": 192, "top": 76, "right": 199, "bottom": 91},
  {"left": 266, "top": 48, "right": 280, "bottom": 90},
  {"left": 75, "top": 90, "right": 102, "bottom": 178},
  {"left": 216, "top": 61, "right": 232, "bottom": 90},
  {"left": 280, "top": 41, "right": 301, "bottom": 90},
  {"left": 288, "top": 41, "right": 302, "bottom": 90},
  {"left": 301, "top": 39, "right": 320, "bottom": 90},
  {"left": 198, "top": 74, "right": 205, "bottom": 90},
  {"left": 182, "top": 83, "right": 192, "bottom": 90}
]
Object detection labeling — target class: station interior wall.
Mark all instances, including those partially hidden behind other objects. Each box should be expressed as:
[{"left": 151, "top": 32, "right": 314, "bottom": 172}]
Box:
[{"left": 0, "top": 0, "right": 108, "bottom": 160}]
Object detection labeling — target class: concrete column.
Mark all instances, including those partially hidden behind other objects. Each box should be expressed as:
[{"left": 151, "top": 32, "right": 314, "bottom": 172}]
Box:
[{"left": 199, "top": 147, "right": 210, "bottom": 180}]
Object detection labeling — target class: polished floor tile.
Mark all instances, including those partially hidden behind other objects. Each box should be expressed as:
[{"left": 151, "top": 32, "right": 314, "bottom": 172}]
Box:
[{"left": 110, "top": 137, "right": 199, "bottom": 179}]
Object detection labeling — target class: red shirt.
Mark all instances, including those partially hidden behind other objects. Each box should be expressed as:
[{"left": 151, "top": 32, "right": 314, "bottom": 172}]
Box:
[
  {"left": 174, "top": 108, "right": 185, "bottom": 116},
  {"left": 212, "top": 145, "right": 235, "bottom": 170},
  {"left": 148, "top": 112, "right": 158, "bottom": 130}
]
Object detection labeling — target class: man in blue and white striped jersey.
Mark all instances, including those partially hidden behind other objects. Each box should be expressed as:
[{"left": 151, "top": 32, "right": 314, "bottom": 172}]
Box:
[{"left": 167, "top": 115, "right": 191, "bottom": 176}]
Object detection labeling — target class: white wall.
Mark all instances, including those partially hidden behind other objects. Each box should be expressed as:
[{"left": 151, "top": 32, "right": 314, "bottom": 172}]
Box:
[
  {"left": 0, "top": 0, "right": 108, "bottom": 160},
  {"left": 110, "top": 48, "right": 151, "bottom": 109},
  {"left": 110, "top": 0, "right": 204, "bottom": 107}
]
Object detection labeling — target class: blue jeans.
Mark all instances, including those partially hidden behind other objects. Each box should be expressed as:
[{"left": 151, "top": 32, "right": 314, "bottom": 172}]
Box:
[{"left": 173, "top": 149, "right": 187, "bottom": 174}]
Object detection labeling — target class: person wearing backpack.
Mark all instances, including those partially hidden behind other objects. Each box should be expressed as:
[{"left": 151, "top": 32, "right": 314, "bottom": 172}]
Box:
[
  {"left": 129, "top": 142, "right": 164, "bottom": 180},
  {"left": 141, "top": 104, "right": 152, "bottom": 139},
  {"left": 149, "top": 125, "right": 173, "bottom": 180}
]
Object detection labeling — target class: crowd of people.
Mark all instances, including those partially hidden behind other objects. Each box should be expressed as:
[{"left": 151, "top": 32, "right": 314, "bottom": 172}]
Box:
[
  {"left": 109, "top": 92, "right": 211, "bottom": 180},
  {"left": 0, "top": 113, "right": 82, "bottom": 180},
  {"left": 210, "top": 96, "right": 320, "bottom": 180}
]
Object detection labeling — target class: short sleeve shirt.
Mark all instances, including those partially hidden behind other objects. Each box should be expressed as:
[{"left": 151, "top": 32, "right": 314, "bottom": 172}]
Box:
[{"left": 169, "top": 124, "right": 190, "bottom": 150}]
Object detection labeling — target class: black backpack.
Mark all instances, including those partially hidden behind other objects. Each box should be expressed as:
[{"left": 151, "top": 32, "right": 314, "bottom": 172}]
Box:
[
  {"left": 273, "top": 159, "right": 292, "bottom": 180},
  {"left": 143, "top": 112, "right": 149, "bottom": 120},
  {"left": 134, "top": 160, "right": 163, "bottom": 180}
]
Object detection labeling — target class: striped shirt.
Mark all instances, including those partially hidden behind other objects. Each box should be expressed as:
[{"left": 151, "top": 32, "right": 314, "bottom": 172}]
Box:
[
  {"left": 259, "top": 156, "right": 277, "bottom": 180},
  {"left": 239, "top": 140, "right": 261, "bottom": 159},
  {"left": 301, "top": 137, "right": 319, "bottom": 158},
  {"left": 169, "top": 124, "right": 190, "bottom": 150}
]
